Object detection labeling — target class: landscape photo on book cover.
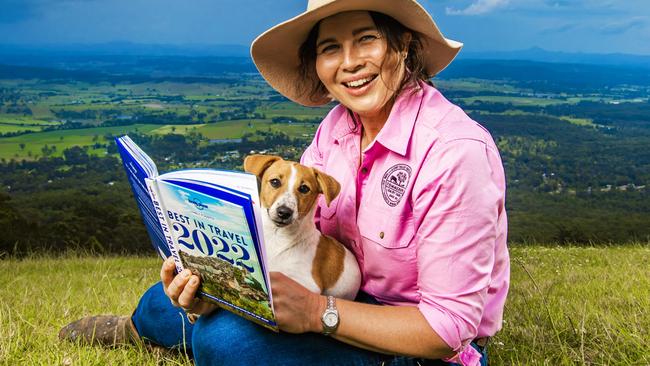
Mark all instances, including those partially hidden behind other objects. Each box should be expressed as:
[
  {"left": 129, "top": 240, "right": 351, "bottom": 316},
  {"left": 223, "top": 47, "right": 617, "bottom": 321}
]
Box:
[{"left": 157, "top": 180, "right": 274, "bottom": 322}]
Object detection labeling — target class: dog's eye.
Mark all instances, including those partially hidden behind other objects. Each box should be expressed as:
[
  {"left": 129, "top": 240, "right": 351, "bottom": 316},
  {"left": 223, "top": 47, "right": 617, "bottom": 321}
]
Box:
[
  {"left": 269, "top": 178, "right": 281, "bottom": 188},
  {"left": 298, "top": 184, "right": 310, "bottom": 194}
]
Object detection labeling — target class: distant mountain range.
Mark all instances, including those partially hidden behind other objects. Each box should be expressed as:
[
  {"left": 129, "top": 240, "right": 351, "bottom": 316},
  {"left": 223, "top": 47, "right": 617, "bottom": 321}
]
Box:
[
  {"left": 460, "top": 47, "right": 650, "bottom": 69},
  {"left": 1, "top": 43, "right": 649, "bottom": 69},
  {"left": 0, "top": 42, "right": 250, "bottom": 57}
]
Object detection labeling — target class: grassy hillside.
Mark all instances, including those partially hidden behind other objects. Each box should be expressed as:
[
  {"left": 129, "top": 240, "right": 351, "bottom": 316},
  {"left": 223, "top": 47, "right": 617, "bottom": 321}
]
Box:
[{"left": 1, "top": 245, "right": 648, "bottom": 365}]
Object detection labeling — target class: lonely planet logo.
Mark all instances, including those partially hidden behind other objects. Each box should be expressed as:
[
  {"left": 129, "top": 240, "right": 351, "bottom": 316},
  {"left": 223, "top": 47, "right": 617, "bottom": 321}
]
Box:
[{"left": 188, "top": 197, "right": 208, "bottom": 210}]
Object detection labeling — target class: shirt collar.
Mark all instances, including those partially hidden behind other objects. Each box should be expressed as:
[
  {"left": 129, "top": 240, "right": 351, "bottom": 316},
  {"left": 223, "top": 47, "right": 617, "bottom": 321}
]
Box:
[
  {"left": 330, "top": 82, "right": 426, "bottom": 154},
  {"left": 374, "top": 83, "right": 424, "bottom": 156}
]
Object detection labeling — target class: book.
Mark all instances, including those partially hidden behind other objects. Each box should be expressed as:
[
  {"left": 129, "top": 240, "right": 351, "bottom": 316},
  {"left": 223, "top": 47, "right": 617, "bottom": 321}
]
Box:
[{"left": 115, "top": 135, "right": 277, "bottom": 331}]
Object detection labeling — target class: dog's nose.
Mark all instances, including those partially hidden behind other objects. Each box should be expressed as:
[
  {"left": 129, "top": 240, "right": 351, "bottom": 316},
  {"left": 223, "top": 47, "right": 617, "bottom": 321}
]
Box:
[{"left": 276, "top": 206, "right": 293, "bottom": 220}]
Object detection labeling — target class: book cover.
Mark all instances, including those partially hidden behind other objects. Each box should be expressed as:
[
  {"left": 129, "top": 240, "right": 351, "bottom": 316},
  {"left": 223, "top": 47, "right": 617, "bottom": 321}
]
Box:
[
  {"left": 156, "top": 179, "right": 276, "bottom": 330},
  {"left": 115, "top": 135, "right": 277, "bottom": 331}
]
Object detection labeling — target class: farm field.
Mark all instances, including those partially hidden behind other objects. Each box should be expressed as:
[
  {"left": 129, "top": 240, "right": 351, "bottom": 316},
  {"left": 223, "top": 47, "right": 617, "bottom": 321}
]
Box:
[
  {"left": 0, "top": 120, "right": 318, "bottom": 160},
  {"left": 0, "top": 124, "right": 42, "bottom": 134},
  {"left": 0, "top": 124, "right": 160, "bottom": 159},
  {"left": 0, "top": 116, "right": 59, "bottom": 126},
  {"left": 149, "top": 119, "right": 319, "bottom": 140},
  {"left": 460, "top": 95, "right": 574, "bottom": 106},
  {"left": 1, "top": 245, "right": 648, "bottom": 365},
  {"left": 0, "top": 77, "right": 326, "bottom": 160},
  {"left": 255, "top": 101, "right": 331, "bottom": 119},
  {"left": 435, "top": 78, "right": 521, "bottom": 93},
  {"left": 2, "top": 70, "right": 648, "bottom": 161}
]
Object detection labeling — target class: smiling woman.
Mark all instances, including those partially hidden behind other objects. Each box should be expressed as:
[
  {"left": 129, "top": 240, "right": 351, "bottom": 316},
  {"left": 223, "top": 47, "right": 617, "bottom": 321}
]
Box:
[
  {"left": 59, "top": 1, "right": 509, "bottom": 365},
  {"left": 300, "top": 11, "right": 428, "bottom": 115}
]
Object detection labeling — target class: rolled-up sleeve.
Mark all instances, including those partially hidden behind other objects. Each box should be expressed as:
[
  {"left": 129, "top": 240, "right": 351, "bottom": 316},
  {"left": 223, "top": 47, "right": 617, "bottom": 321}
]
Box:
[{"left": 414, "top": 138, "right": 505, "bottom": 352}]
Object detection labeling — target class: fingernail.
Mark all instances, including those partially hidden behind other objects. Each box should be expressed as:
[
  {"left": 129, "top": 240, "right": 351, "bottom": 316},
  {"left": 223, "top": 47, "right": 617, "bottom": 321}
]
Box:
[
  {"left": 190, "top": 278, "right": 198, "bottom": 285},
  {"left": 182, "top": 270, "right": 191, "bottom": 278}
]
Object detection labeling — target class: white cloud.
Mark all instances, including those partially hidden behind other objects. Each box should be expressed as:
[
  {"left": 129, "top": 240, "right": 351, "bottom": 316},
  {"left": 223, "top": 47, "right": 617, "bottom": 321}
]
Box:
[
  {"left": 600, "top": 17, "right": 648, "bottom": 35},
  {"left": 446, "top": 0, "right": 510, "bottom": 16}
]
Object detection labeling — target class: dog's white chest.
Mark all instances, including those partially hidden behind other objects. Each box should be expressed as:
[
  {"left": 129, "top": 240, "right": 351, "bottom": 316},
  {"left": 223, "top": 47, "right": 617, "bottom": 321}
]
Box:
[{"left": 264, "top": 223, "right": 321, "bottom": 293}]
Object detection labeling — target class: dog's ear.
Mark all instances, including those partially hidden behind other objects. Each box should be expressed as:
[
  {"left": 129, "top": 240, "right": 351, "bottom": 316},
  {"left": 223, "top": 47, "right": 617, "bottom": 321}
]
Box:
[
  {"left": 244, "top": 154, "right": 282, "bottom": 178},
  {"left": 313, "top": 168, "right": 340, "bottom": 206}
]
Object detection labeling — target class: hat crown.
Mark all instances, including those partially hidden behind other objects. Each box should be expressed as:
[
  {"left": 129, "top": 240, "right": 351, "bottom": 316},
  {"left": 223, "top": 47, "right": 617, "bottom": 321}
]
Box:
[{"left": 307, "top": 0, "right": 334, "bottom": 11}]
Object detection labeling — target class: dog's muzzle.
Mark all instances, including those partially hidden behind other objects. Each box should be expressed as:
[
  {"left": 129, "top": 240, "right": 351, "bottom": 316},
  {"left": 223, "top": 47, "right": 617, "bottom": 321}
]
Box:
[{"left": 271, "top": 205, "right": 294, "bottom": 226}]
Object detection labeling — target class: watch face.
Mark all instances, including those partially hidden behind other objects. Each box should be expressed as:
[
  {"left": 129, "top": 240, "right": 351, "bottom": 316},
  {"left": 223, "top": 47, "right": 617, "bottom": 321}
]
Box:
[{"left": 323, "top": 312, "right": 338, "bottom": 327}]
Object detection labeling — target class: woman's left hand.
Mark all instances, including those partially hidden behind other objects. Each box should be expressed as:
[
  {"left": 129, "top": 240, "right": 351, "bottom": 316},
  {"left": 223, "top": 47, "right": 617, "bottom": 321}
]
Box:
[{"left": 270, "top": 271, "right": 325, "bottom": 334}]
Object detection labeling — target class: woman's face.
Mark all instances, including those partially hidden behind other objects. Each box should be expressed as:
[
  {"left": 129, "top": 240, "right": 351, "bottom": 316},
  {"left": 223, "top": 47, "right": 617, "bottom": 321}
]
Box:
[{"left": 315, "top": 11, "right": 404, "bottom": 121}]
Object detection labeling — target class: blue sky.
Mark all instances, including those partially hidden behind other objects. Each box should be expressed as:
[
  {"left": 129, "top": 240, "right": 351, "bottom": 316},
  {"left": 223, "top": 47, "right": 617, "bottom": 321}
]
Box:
[{"left": 0, "top": 0, "right": 649, "bottom": 55}]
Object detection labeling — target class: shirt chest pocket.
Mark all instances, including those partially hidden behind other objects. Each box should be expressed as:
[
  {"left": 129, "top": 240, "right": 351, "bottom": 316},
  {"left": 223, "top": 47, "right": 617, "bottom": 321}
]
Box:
[{"left": 357, "top": 203, "right": 416, "bottom": 249}]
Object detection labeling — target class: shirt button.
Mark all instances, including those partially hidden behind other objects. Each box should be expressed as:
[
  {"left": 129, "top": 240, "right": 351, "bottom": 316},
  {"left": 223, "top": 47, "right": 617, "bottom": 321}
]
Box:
[
  {"left": 379, "top": 231, "right": 384, "bottom": 239},
  {"left": 361, "top": 167, "right": 368, "bottom": 174}
]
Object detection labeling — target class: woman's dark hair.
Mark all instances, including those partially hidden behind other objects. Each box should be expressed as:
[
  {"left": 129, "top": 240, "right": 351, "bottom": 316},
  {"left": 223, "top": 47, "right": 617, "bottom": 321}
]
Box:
[{"left": 298, "top": 11, "right": 431, "bottom": 106}]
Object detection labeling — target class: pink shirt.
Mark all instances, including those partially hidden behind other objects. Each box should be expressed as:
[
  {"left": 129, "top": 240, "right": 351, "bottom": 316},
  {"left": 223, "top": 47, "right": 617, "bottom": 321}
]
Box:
[{"left": 301, "top": 82, "right": 510, "bottom": 359}]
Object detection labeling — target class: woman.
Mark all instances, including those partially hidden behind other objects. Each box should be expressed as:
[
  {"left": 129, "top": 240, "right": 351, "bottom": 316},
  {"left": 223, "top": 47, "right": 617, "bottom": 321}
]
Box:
[{"left": 60, "top": 1, "right": 509, "bottom": 365}]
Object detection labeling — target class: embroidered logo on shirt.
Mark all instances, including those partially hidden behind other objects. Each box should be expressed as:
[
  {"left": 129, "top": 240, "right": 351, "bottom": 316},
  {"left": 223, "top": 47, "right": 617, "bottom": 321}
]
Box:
[{"left": 381, "top": 164, "right": 412, "bottom": 207}]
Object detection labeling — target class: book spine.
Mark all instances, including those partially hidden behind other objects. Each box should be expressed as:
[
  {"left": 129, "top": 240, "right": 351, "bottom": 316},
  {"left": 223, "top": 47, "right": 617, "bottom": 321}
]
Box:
[
  {"left": 115, "top": 137, "right": 170, "bottom": 259},
  {"left": 145, "top": 178, "right": 184, "bottom": 274}
]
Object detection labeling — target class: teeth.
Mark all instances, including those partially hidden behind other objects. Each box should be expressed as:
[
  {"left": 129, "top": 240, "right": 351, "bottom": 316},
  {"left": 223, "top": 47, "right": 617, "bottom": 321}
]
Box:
[{"left": 345, "top": 76, "right": 374, "bottom": 88}]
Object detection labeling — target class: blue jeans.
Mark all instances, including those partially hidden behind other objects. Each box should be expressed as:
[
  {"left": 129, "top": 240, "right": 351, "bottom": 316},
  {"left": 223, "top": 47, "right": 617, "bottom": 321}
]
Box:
[{"left": 132, "top": 282, "right": 488, "bottom": 366}]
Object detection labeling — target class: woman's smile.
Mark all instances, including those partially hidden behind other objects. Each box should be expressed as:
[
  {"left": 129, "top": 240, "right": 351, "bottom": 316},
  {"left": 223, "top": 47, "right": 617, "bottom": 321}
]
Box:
[{"left": 341, "top": 74, "right": 378, "bottom": 95}]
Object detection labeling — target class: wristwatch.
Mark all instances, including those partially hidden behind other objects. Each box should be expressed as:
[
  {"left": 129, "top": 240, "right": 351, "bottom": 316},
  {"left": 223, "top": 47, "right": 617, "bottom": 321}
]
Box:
[{"left": 320, "top": 296, "right": 339, "bottom": 335}]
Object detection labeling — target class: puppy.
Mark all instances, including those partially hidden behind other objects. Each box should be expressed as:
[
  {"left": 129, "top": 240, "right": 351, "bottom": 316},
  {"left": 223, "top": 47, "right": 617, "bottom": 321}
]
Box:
[{"left": 244, "top": 154, "right": 361, "bottom": 300}]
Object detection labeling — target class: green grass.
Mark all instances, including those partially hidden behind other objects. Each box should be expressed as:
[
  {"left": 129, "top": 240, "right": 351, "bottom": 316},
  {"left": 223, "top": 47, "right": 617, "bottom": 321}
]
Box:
[
  {"left": 1, "top": 245, "right": 648, "bottom": 365},
  {"left": 0, "top": 256, "right": 192, "bottom": 365},
  {"left": 491, "top": 245, "right": 649, "bottom": 365}
]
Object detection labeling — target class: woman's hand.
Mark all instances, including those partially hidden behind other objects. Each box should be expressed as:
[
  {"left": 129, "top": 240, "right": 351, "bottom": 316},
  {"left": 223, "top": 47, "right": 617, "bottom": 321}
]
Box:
[
  {"left": 270, "top": 271, "right": 325, "bottom": 334},
  {"left": 160, "top": 257, "right": 217, "bottom": 316}
]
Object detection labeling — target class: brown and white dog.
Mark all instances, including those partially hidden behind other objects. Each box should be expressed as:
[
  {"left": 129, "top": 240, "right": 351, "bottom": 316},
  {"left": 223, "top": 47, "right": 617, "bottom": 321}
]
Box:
[{"left": 244, "top": 154, "right": 361, "bottom": 300}]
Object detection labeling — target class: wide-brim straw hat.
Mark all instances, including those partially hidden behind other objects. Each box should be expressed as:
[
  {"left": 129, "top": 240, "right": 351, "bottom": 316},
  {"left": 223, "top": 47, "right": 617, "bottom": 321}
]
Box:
[{"left": 251, "top": 0, "right": 463, "bottom": 107}]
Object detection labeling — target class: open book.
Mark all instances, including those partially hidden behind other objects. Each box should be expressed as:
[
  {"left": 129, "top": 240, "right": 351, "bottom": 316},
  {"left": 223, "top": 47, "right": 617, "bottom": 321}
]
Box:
[{"left": 116, "top": 135, "right": 277, "bottom": 331}]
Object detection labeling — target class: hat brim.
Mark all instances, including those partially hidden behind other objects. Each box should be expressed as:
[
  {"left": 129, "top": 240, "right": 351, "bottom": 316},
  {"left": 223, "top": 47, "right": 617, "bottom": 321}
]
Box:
[{"left": 251, "top": 0, "right": 462, "bottom": 107}]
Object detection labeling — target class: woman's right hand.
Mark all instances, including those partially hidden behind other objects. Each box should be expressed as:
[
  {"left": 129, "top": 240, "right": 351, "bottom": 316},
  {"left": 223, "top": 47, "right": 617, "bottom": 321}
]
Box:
[{"left": 160, "top": 257, "right": 218, "bottom": 316}]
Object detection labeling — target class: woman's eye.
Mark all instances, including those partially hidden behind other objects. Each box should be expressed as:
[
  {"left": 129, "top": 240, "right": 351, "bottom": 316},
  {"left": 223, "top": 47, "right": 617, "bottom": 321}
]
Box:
[
  {"left": 360, "top": 34, "right": 377, "bottom": 42},
  {"left": 320, "top": 44, "right": 339, "bottom": 54},
  {"left": 298, "top": 184, "right": 310, "bottom": 194},
  {"left": 270, "top": 179, "right": 281, "bottom": 188}
]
